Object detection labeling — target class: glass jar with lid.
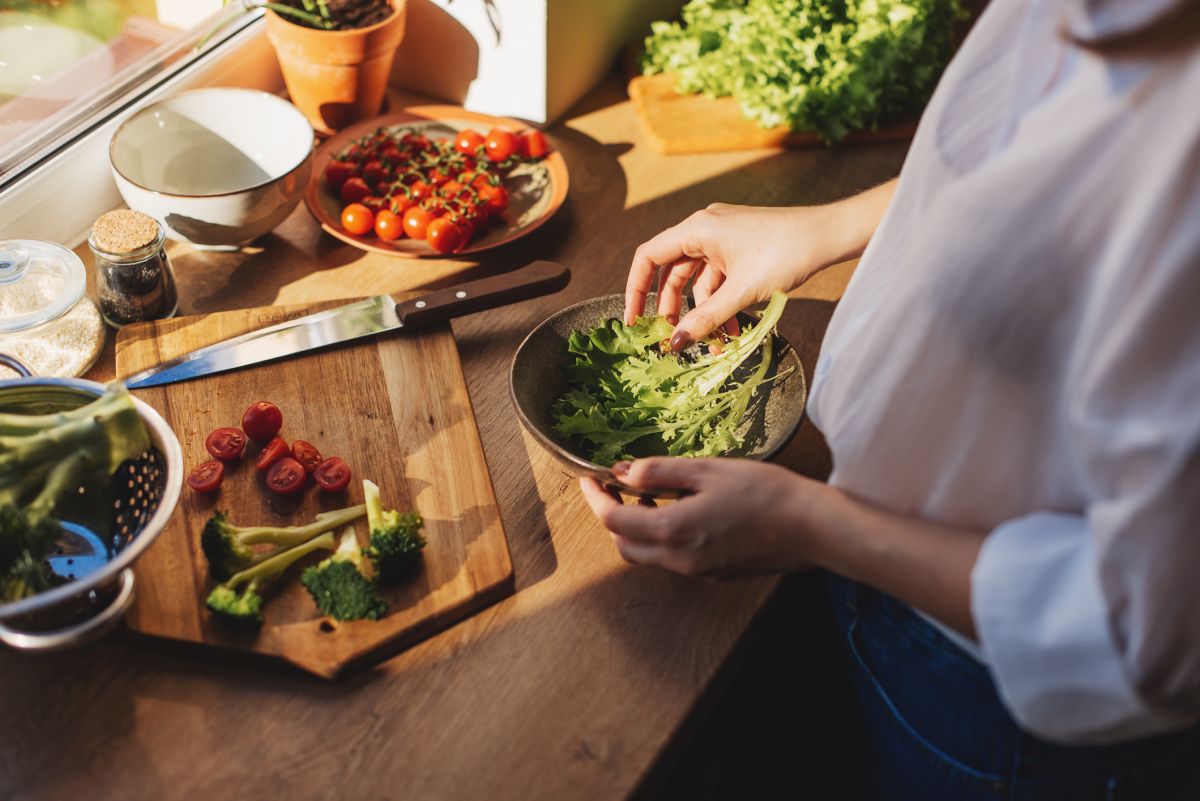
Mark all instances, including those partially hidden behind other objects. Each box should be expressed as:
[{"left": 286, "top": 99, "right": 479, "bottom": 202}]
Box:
[{"left": 0, "top": 240, "right": 106, "bottom": 379}]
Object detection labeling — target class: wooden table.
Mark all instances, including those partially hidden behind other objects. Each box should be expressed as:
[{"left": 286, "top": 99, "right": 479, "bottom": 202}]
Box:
[{"left": 0, "top": 76, "right": 906, "bottom": 801}]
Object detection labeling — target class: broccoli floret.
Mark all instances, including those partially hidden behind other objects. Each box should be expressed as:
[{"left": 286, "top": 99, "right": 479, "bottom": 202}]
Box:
[
  {"left": 300, "top": 525, "right": 387, "bottom": 621},
  {"left": 0, "top": 505, "right": 61, "bottom": 602},
  {"left": 201, "top": 504, "right": 367, "bottom": 581},
  {"left": 205, "top": 529, "right": 337, "bottom": 624},
  {"left": 361, "top": 479, "right": 425, "bottom": 584}
]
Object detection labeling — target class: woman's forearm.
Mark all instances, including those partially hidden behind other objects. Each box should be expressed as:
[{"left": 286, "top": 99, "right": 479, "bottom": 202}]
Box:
[
  {"left": 797, "top": 481, "right": 985, "bottom": 638},
  {"left": 810, "top": 177, "right": 898, "bottom": 269}
]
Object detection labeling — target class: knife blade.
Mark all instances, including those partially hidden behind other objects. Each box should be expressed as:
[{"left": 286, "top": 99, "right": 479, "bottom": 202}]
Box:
[{"left": 123, "top": 260, "right": 570, "bottom": 389}]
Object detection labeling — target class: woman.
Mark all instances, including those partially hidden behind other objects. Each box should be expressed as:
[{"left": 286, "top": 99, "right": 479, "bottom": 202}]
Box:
[{"left": 580, "top": 0, "right": 1200, "bottom": 797}]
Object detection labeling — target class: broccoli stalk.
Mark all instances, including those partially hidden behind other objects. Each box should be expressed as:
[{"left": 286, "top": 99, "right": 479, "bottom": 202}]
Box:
[
  {"left": 361, "top": 479, "right": 425, "bottom": 584},
  {"left": 300, "top": 525, "right": 387, "bottom": 621},
  {"left": 205, "top": 530, "right": 338, "bottom": 624},
  {"left": 201, "top": 504, "right": 366, "bottom": 581}
]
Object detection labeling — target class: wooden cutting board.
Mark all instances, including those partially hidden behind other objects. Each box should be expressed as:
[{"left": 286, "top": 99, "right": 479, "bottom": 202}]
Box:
[
  {"left": 628, "top": 73, "right": 917, "bottom": 154},
  {"left": 114, "top": 300, "right": 514, "bottom": 678}
]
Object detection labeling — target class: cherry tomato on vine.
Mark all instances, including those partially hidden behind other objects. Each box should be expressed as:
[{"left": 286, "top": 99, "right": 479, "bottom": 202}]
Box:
[
  {"left": 339, "top": 176, "right": 371, "bottom": 205},
  {"left": 361, "top": 195, "right": 388, "bottom": 214},
  {"left": 291, "top": 440, "right": 323, "bottom": 473},
  {"left": 409, "top": 180, "right": 434, "bottom": 202},
  {"left": 341, "top": 203, "right": 375, "bottom": 236},
  {"left": 186, "top": 460, "right": 225, "bottom": 493},
  {"left": 324, "top": 160, "right": 356, "bottom": 191},
  {"left": 374, "top": 209, "right": 404, "bottom": 241},
  {"left": 389, "top": 194, "right": 414, "bottom": 215},
  {"left": 403, "top": 206, "right": 436, "bottom": 240},
  {"left": 362, "top": 160, "right": 388, "bottom": 187},
  {"left": 254, "top": 436, "right": 291, "bottom": 472},
  {"left": 484, "top": 128, "right": 518, "bottom": 162},
  {"left": 518, "top": 129, "right": 549, "bottom": 159},
  {"left": 455, "top": 129, "right": 485, "bottom": 155},
  {"left": 242, "top": 401, "right": 283, "bottom": 442},
  {"left": 426, "top": 217, "right": 467, "bottom": 254},
  {"left": 205, "top": 427, "right": 247, "bottom": 461},
  {"left": 477, "top": 183, "right": 509, "bottom": 216},
  {"left": 266, "top": 457, "right": 307, "bottom": 495},
  {"left": 313, "top": 457, "right": 352, "bottom": 493},
  {"left": 380, "top": 145, "right": 404, "bottom": 164}
]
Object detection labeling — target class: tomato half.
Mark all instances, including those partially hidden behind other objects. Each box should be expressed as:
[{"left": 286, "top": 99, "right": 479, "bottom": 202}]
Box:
[
  {"left": 186, "top": 460, "right": 224, "bottom": 493},
  {"left": 291, "top": 440, "right": 323, "bottom": 474},
  {"left": 313, "top": 457, "right": 352, "bottom": 493},
  {"left": 254, "top": 436, "right": 291, "bottom": 472},
  {"left": 484, "top": 128, "right": 518, "bottom": 162},
  {"left": 266, "top": 457, "right": 307, "bottom": 495},
  {"left": 205, "top": 427, "right": 247, "bottom": 461},
  {"left": 242, "top": 401, "right": 283, "bottom": 442},
  {"left": 455, "top": 129, "right": 485, "bottom": 156},
  {"left": 403, "top": 206, "right": 435, "bottom": 240},
  {"left": 518, "top": 129, "right": 549, "bottom": 159},
  {"left": 426, "top": 217, "right": 467, "bottom": 254},
  {"left": 339, "top": 176, "right": 371, "bottom": 205},
  {"left": 341, "top": 203, "right": 375, "bottom": 236}
]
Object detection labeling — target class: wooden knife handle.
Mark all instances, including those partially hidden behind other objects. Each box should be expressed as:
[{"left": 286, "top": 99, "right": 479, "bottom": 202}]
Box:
[{"left": 395, "top": 261, "right": 570, "bottom": 329}]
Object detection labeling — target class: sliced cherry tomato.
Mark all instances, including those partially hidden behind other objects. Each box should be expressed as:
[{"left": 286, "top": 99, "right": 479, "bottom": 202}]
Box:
[
  {"left": 242, "top": 401, "right": 283, "bottom": 442},
  {"left": 254, "top": 436, "right": 290, "bottom": 471},
  {"left": 266, "top": 457, "right": 307, "bottom": 495},
  {"left": 205, "top": 427, "right": 247, "bottom": 461},
  {"left": 186, "top": 460, "right": 224, "bottom": 493},
  {"left": 455, "top": 129, "right": 485, "bottom": 156},
  {"left": 339, "top": 176, "right": 371, "bottom": 205},
  {"left": 291, "top": 440, "right": 323, "bottom": 473},
  {"left": 518, "top": 129, "right": 548, "bottom": 159},
  {"left": 324, "top": 160, "right": 356, "bottom": 191},
  {"left": 313, "top": 457, "right": 352, "bottom": 493},
  {"left": 477, "top": 183, "right": 509, "bottom": 216},
  {"left": 374, "top": 209, "right": 404, "bottom": 241},
  {"left": 426, "top": 217, "right": 467, "bottom": 254},
  {"left": 484, "top": 128, "right": 518, "bottom": 162},
  {"left": 341, "top": 203, "right": 375, "bottom": 236},
  {"left": 402, "top": 206, "right": 435, "bottom": 240}
]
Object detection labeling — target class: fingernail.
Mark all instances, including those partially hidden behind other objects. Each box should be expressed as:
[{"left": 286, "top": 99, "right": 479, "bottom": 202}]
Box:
[
  {"left": 670, "top": 329, "right": 694, "bottom": 352},
  {"left": 666, "top": 314, "right": 679, "bottom": 326},
  {"left": 613, "top": 460, "right": 632, "bottom": 477}
]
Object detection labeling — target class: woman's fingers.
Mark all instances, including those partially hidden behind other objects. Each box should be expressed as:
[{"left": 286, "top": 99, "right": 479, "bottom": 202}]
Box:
[
  {"left": 579, "top": 476, "right": 686, "bottom": 546},
  {"left": 656, "top": 258, "right": 702, "bottom": 324},
  {"left": 616, "top": 457, "right": 710, "bottom": 492},
  {"left": 625, "top": 216, "right": 710, "bottom": 325},
  {"left": 693, "top": 266, "right": 740, "bottom": 340},
  {"left": 670, "top": 283, "right": 748, "bottom": 351}
]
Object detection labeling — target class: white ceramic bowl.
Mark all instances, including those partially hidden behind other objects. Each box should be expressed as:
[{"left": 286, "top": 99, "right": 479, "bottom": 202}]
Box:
[{"left": 109, "top": 88, "right": 313, "bottom": 248}]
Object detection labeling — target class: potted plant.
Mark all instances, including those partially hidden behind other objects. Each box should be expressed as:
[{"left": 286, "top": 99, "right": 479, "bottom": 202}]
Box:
[{"left": 235, "top": 0, "right": 407, "bottom": 135}]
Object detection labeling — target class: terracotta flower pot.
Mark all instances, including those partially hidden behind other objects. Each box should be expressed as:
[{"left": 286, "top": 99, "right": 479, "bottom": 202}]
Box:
[{"left": 265, "top": 0, "right": 407, "bottom": 136}]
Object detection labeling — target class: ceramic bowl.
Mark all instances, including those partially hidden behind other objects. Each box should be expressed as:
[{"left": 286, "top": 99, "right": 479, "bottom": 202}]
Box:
[
  {"left": 109, "top": 88, "right": 313, "bottom": 248},
  {"left": 510, "top": 294, "right": 807, "bottom": 499}
]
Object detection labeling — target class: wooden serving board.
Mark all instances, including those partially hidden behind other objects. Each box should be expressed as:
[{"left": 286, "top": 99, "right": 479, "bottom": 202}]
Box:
[
  {"left": 628, "top": 73, "right": 917, "bottom": 154},
  {"left": 114, "top": 301, "right": 514, "bottom": 678}
]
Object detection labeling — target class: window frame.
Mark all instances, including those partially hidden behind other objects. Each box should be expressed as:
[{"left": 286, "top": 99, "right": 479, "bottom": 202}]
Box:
[{"left": 0, "top": 10, "right": 284, "bottom": 247}]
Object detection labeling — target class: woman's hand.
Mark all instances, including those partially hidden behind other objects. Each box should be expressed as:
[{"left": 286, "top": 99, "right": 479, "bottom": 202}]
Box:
[
  {"left": 626, "top": 180, "right": 896, "bottom": 350},
  {"left": 579, "top": 457, "right": 818, "bottom": 577}
]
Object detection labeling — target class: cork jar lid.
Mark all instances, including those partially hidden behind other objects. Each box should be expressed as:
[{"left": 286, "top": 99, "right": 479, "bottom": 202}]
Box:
[{"left": 89, "top": 209, "right": 162, "bottom": 255}]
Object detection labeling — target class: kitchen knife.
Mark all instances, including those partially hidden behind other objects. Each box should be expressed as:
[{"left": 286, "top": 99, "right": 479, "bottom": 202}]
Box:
[{"left": 123, "top": 260, "right": 570, "bottom": 389}]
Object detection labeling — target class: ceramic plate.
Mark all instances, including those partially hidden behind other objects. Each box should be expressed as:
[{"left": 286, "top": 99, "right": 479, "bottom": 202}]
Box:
[{"left": 304, "top": 106, "right": 569, "bottom": 258}]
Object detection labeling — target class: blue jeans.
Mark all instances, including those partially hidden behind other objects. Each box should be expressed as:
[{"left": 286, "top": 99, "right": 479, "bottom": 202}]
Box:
[{"left": 827, "top": 576, "right": 1200, "bottom": 801}]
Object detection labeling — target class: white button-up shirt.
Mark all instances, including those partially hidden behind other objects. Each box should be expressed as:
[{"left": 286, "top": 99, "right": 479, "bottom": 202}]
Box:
[{"left": 807, "top": 0, "right": 1200, "bottom": 744}]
